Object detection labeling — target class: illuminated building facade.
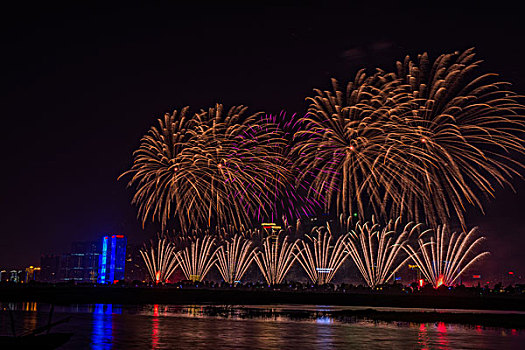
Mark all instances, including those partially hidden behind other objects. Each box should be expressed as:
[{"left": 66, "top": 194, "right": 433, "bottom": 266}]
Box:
[
  {"left": 97, "top": 235, "right": 127, "bottom": 284},
  {"left": 61, "top": 241, "right": 100, "bottom": 282},
  {"left": 25, "top": 266, "right": 41, "bottom": 283}
]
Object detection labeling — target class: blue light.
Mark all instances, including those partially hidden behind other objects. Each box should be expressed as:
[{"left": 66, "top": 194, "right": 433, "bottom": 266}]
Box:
[
  {"left": 316, "top": 316, "right": 333, "bottom": 324},
  {"left": 97, "top": 235, "right": 127, "bottom": 284},
  {"left": 109, "top": 236, "right": 116, "bottom": 283},
  {"left": 97, "top": 237, "right": 108, "bottom": 284}
]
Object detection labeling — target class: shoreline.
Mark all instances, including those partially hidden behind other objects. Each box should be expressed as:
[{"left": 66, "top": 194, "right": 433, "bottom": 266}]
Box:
[{"left": 1, "top": 285, "right": 524, "bottom": 310}]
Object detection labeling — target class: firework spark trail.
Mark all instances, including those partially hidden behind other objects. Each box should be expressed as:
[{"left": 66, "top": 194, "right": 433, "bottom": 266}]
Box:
[
  {"left": 404, "top": 226, "right": 490, "bottom": 287},
  {"left": 255, "top": 112, "right": 323, "bottom": 224},
  {"left": 345, "top": 217, "right": 422, "bottom": 288},
  {"left": 139, "top": 236, "right": 179, "bottom": 283},
  {"left": 294, "top": 49, "right": 525, "bottom": 227},
  {"left": 121, "top": 104, "right": 290, "bottom": 231},
  {"left": 176, "top": 235, "right": 217, "bottom": 282},
  {"left": 215, "top": 234, "right": 257, "bottom": 284},
  {"left": 254, "top": 234, "right": 299, "bottom": 285},
  {"left": 389, "top": 48, "right": 525, "bottom": 228},
  {"left": 293, "top": 71, "right": 420, "bottom": 222},
  {"left": 295, "top": 224, "right": 350, "bottom": 284}
]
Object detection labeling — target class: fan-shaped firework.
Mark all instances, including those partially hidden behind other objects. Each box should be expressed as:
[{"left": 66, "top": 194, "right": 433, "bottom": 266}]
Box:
[
  {"left": 215, "top": 234, "right": 257, "bottom": 284},
  {"left": 346, "top": 217, "right": 422, "bottom": 288},
  {"left": 176, "top": 235, "right": 217, "bottom": 282},
  {"left": 121, "top": 104, "right": 290, "bottom": 231},
  {"left": 140, "top": 236, "right": 179, "bottom": 284},
  {"left": 254, "top": 234, "right": 299, "bottom": 285},
  {"left": 404, "top": 226, "right": 489, "bottom": 287},
  {"left": 295, "top": 224, "right": 349, "bottom": 284},
  {"left": 294, "top": 49, "right": 525, "bottom": 226}
]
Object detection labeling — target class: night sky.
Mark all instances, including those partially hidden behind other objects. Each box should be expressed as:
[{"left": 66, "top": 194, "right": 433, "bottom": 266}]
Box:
[{"left": 1, "top": 2, "right": 523, "bottom": 280}]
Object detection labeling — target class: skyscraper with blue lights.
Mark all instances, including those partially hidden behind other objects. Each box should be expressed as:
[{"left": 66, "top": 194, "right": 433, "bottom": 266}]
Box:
[{"left": 97, "top": 235, "right": 127, "bottom": 284}]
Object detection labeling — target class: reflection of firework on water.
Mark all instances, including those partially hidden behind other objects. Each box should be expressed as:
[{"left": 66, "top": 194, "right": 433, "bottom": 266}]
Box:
[
  {"left": 176, "top": 235, "right": 217, "bottom": 282},
  {"left": 404, "top": 226, "right": 489, "bottom": 288},
  {"left": 121, "top": 104, "right": 289, "bottom": 231},
  {"left": 215, "top": 234, "right": 257, "bottom": 284},
  {"left": 295, "top": 225, "right": 349, "bottom": 285},
  {"left": 254, "top": 234, "right": 298, "bottom": 285},
  {"left": 140, "top": 236, "right": 179, "bottom": 284},
  {"left": 294, "top": 49, "right": 525, "bottom": 227},
  {"left": 256, "top": 112, "right": 323, "bottom": 224},
  {"left": 346, "top": 217, "right": 421, "bottom": 288}
]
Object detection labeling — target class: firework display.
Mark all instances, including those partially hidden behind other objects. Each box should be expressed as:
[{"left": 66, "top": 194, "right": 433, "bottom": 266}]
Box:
[
  {"left": 254, "top": 234, "right": 299, "bottom": 285},
  {"left": 215, "top": 234, "right": 257, "bottom": 284},
  {"left": 121, "top": 104, "right": 289, "bottom": 231},
  {"left": 139, "top": 236, "right": 179, "bottom": 284},
  {"left": 404, "top": 226, "right": 490, "bottom": 287},
  {"left": 293, "top": 49, "right": 525, "bottom": 227},
  {"left": 175, "top": 235, "right": 217, "bottom": 282},
  {"left": 389, "top": 48, "right": 525, "bottom": 227},
  {"left": 345, "top": 217, "right": 422, "bottom": 288},
  {"left": 255, "top": 112, "right": 323, "bottom": 224},
  {"left": 125, "top": 49, "right": 525, "bottom": 287},
  {"left": 295, "top": 225, "right": 350, "bottom": 284}
]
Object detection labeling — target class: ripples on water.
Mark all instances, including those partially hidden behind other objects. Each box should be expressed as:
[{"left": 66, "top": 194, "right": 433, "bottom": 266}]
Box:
[{"left": 0, "top": 302, "right": 523, "bottom": 349}]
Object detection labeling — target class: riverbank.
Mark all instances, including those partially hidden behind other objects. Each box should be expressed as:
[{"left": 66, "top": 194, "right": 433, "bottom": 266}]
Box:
[{"left": 1, "top": 284, "right": 524, "bottom": 311}]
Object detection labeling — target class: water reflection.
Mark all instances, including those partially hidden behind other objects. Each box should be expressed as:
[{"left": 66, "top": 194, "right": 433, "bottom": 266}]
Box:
[
  {"left": 316, "top": 316, "right": 333, "bottom": 350},
  {"left": 152, "top": 304, "right": 159, "bottom": 349},
  {"left": 1, "top": 303, "right": 524, "bottom": 349},
  {"left": 92, "top": 304, "right": 121, "bottom": 349},
  {"left": 418, "top": 323, "right": 430, "bottom": 349},
  {"left": 436, "top": 322, "right": 450, "bottom": 349}
]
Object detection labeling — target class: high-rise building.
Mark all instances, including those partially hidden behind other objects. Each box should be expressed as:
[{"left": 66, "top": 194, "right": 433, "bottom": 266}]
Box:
[
  {"left": 40, "top": 255, "right": 60, "bottom": 282},
  {"left": 0, "top": 270, "right": 9, "bottom": 282},
  {"left": 10, "top": 270, "right": 21, "bottom": 283},
  {"left": 25, "top": 266, "right": 41, "bottom": 283},
  {"left": 61, "top": 241, "right": 100, "bottom": 283},
  {"left": 97, "top": 235, "right": 127, "bottom": 284}
]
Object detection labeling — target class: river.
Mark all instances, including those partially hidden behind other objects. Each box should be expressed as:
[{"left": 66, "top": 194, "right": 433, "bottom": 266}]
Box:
[{"left": 1, "top": 302, "right": 523, "bottom": 349}]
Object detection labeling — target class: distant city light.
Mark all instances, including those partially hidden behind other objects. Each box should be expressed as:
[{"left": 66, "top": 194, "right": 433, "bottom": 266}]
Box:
[{"left": 316, "top": 268, "right": 333, "bottom": 273}]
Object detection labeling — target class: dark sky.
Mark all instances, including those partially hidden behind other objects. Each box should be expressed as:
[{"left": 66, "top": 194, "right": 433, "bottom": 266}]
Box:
[{"left": 1, "top": 2, "right": 524, "bottom": 280}]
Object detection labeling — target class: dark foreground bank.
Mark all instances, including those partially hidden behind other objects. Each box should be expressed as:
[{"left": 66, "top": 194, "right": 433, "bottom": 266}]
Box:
[{"left": 1, "top": 284, "right": 525, "bottom": 315}]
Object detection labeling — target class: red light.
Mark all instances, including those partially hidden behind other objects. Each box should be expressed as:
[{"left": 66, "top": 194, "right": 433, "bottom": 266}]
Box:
[
  {"left": 473, "top": 274, "right": 481, "bottom": 279},
  {"left": 153, "top": 304, "right": 159, "bottom": 317},
  {"left": 115, "top": 235, "right": 124, "bottom": 238},
  {"left": 509, "top": 271, "right": 514, "bottom": 275},
  {"left": 436, "top": 275, "right": 444, "bottom": 288}
]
